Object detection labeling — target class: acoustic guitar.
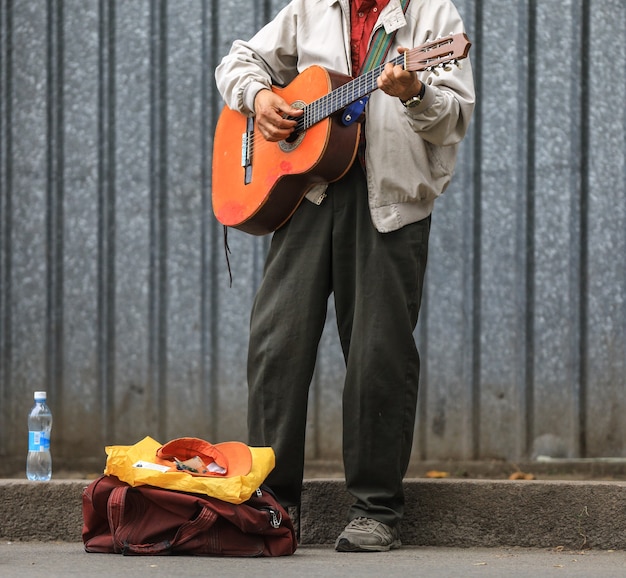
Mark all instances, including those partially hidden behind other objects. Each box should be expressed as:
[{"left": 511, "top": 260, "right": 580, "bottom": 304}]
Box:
[{"left": 212, "top": 33, "right": 471, "bottom": 235}]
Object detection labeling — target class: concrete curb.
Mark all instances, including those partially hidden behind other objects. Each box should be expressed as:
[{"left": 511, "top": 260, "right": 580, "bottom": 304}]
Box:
[
  {"left": 2, "top": 478, "right": 626, "bottom": 550},
  {"left": 0, "top": 480, "right": 85, "bottom": 542},
  {"left": 301, "top": 479, "right": 626, "bottom": 550}
]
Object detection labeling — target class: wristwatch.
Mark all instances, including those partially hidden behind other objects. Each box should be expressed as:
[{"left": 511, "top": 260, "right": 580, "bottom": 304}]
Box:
[{"left": 401, "top": 83, "right": 426, "bottom": 108}]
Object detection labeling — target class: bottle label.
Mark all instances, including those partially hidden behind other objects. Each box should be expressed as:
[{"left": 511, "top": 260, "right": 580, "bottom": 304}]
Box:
[{"left": 28, "top": 431, "right": 51, "bottom": 452}]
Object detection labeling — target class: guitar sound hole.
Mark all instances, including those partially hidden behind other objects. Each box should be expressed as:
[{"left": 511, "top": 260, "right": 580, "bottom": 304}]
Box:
[
  {"left": 279, "top": 130, "right": 305, "bottom": 152},
  {"left": 285, "top": 126, "right": 301, "bottom": 144},
  {"left": 279, "top": 100, "right": 306, "bottom": 152}
]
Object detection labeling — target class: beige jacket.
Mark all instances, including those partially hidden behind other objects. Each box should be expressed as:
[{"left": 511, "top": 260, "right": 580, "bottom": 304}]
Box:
[{"left": 215, "top": 0, "right": 475, "bottom": 232}]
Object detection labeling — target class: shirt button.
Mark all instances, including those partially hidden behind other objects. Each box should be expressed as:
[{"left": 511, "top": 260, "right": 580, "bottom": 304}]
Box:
[
  {"left": 358, "top": 11, "right": 364, "bottom": 17},
  {"left": 373, "top": 7, "right": 378, "bottom": 12}
]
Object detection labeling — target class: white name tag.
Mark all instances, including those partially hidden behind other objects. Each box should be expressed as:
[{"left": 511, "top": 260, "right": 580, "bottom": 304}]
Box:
[{"left": 383, "top": 0, "right": 407, "bottom": 35}]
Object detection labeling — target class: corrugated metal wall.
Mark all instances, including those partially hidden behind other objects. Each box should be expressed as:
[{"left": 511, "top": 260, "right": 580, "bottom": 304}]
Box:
[{"left": 1, "top": 0, "right": 625, "bottom": 475}]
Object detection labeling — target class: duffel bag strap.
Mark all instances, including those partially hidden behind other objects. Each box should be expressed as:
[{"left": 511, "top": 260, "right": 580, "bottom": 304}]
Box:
[{"left": 108, "top": 486, "right": 219, "bottom": 555}]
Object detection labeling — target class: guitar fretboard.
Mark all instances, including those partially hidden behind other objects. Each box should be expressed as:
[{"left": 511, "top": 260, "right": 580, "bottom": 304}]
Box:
[{"left": 296, "top": 53, "right": 405, "bottom": 131}]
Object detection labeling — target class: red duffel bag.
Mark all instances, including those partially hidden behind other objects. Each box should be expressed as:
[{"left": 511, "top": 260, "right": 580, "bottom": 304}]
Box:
[{"left": 82, "top": 475, "right": 297, "bottom": 556}]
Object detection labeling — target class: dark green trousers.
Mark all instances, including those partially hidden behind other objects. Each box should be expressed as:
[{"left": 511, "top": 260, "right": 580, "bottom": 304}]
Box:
[{"left": 247, "top": 163, "right": 430, "bottom": 526}]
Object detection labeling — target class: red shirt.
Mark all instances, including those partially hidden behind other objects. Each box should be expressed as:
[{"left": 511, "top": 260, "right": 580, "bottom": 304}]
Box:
[{"left": 350, "top": 0, "right": 390, "bottom": 76}]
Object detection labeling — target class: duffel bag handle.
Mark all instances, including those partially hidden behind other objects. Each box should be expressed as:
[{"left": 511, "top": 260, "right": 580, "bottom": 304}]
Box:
[{"left": 108, "top": 486, "right": 219, "bottom": 555}]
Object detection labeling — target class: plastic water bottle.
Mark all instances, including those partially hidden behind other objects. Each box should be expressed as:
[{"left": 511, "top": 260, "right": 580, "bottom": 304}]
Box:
[{"left": 26, "top": 391, "right": 53, "bottom": 481}]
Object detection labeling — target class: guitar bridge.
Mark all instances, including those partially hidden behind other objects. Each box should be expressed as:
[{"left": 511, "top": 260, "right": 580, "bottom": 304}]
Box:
[{"left": 241, "top": 116, "right": 254, "bottom": 185}]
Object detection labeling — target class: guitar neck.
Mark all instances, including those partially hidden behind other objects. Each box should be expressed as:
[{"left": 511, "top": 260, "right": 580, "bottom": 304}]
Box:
[
  {"left": 301, "top": 54, "right": 404, "bottom": 130},
  {"left": 296, "top": 33, "right": 471, "bottom": 131}
]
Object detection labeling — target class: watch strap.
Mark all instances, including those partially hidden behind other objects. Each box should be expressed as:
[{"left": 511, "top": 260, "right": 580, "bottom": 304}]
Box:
[{"left": 401, "top": 82, "right": 427, "bottom": 108}]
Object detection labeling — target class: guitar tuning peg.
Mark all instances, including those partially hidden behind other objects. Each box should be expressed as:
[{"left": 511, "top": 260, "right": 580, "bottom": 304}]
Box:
[{"left": 443, "top": 65, "right": 452, "bottom": 72}]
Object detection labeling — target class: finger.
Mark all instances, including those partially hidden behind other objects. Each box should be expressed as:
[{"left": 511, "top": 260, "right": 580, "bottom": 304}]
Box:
[
  {"left": 257, "top": 110, "right": 299, "bottom": 142},
  {"left": 377, "top": 62, "right": 395, "bottom": 89},
  {"left": 258, "top": 91, "right": 302, "bottom": 119},
  {"left": 278, "top": 103, "right": 304, "bottom": 118}
]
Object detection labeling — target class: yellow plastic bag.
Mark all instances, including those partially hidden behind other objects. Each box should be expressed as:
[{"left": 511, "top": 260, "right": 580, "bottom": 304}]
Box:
[{"left": 103, "top": 436, "right": 275, "bottom": 504}]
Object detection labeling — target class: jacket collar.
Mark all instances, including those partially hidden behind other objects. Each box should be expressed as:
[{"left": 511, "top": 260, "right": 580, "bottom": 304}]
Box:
[{"left": 328, "top": 0, "right": 405, "bottom": 28}]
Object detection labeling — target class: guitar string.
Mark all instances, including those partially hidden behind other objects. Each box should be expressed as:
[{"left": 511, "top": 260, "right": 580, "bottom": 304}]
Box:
[
  {"left": 247, "top": 61, "right": 433, "bottom": 159},
  {"left": 246, "top": 58, "right": 396, "bottom": 158},
  {"left": 246, "top": 43, "right": 455, "bottom": 157}
]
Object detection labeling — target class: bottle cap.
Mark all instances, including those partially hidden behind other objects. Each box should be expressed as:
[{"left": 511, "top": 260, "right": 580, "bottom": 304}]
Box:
[{"left": 34, "top": 391, "right": 47, "bottom": 401}]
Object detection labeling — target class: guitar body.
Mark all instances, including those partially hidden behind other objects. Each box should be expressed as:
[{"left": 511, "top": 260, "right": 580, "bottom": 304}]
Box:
[
  {"left": 212, "top": 34, "right": 472, "bottom": 235},
  {"left": 212, "top": 66, "right": 360, "bottom": 235}
]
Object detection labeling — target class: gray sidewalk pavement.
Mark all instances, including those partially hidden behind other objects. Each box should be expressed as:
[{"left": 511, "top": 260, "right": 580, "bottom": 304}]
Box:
[{"left": 1, "top": 541, "right": 626, "bottom": 578}]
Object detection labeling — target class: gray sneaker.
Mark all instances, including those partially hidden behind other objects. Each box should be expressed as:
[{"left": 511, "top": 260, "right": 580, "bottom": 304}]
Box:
[{"left": 335, "top": 517, "right": 401, "bottom": 552}]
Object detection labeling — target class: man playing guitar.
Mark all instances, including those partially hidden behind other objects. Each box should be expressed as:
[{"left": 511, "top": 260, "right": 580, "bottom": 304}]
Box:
[{"left": 214, "top": 0, "right": 475, "bottom": 552}]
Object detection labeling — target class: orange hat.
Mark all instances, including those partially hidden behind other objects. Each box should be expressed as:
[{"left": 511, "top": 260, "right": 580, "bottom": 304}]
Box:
[{"left": 156, "top": 437, "right": 252, "bottom": 477}]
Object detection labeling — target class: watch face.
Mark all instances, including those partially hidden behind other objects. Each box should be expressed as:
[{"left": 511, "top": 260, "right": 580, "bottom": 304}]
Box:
[
  {"left": 404, "top": 84, "right": 426, "bottom": 108},
  {"left": 405, "top": 96, "right": 421, "bottom": 108}
]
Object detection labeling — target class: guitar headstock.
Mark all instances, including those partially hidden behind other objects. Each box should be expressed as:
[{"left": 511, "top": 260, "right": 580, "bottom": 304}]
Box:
[{"left": 405, "top": 33, "right": 471, "bottom": 73}]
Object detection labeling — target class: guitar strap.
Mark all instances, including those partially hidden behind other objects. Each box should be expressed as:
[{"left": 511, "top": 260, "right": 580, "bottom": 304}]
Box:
[
  {"left": 361, "top": 0, "right": 411, "bottom": 73},
  {"left": 342, "top": 0, "right": 412, "bottom": 126}
]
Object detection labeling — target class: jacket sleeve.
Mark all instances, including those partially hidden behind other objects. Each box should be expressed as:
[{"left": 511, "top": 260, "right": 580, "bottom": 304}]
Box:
[
  {"left": 215, "top": 5, "right": 300, "bottom": 115},
  {"left": 401, "top": 1, "right": 476, "bottom": 147}
]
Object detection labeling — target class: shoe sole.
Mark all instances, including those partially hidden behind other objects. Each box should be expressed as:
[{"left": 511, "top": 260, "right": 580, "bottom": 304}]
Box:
[{"left": 335, "top": 538, "right": 402, "bottom": 553}]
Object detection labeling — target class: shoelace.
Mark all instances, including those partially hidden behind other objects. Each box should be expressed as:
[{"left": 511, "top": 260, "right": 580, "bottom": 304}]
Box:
[{"left": 347, "top": 517, "right": 381, "bottom": 531}]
